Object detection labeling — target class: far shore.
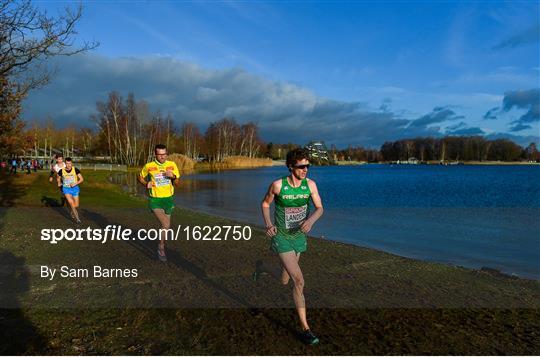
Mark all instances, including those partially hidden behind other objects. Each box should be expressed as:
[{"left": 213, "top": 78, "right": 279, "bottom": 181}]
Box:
[
  {"left": 207, "top": 158, "right": 540, "bottom": 168},
  {"left": 382, "top": 160, "right": 540, "bottom": 166},
  {"left": 461, "top": 160, "right": 540, "bottom": 165},
  {"left": 52, "top": 155, "right": 540, "bottom": 173}
]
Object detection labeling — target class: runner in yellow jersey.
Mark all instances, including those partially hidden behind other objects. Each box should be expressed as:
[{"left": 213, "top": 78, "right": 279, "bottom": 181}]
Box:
[
  {"left": 138, "top": 144, "right": 180, "bottom": 262},
  {"left": 56, "top": 157, "right": 84, "bottom": 224}
]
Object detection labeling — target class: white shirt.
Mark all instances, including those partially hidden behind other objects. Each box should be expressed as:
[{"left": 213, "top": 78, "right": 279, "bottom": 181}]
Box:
[{"left": 53, "top": 162, "right": 66, "bottom": 173}]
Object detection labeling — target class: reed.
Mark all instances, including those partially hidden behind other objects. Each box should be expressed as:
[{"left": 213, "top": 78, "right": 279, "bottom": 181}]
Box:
[
  {"left": 194, "top": 156, "right": 273, "bottom": 170},
  {"left": 222, "top": 156, "right": 273, "bottom": 168},
  {"left": 168, "top": 153, "right": 196, "bottom": 172}
]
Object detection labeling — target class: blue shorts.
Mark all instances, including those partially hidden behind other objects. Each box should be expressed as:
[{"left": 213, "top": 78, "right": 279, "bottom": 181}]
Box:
[{"left": 62, "top": 186, "right": 80, "bottom": 196}]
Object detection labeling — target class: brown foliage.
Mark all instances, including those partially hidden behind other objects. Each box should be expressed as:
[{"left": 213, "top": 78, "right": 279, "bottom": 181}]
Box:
[
  {"left": 0, "top": 76, "right": 25, "bottom": 154},
  {"left": 168, "top": 153, "right": 196, "bottom": 172}
]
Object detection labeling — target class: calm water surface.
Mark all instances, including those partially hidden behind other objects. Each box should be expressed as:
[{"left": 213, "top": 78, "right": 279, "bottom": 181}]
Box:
[{"left": 120, "top": 165, "right": 540, "bottom": 279}]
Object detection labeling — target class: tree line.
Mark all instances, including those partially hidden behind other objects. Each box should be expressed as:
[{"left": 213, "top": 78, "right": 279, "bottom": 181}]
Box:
[
  {"left": 93, "top": 91, "right": 264, "bottom": 165},
  {"left": 8, "top": 98, "right": 540, "bottom": 165},
  {"left": 380, "top": 136, "right": 539, "bottom": 162},
  {"left": 10, "top": 116, "right": 540, "bottom": 165},
  {"left": 13, "top": 91, "right": 265, "bottom": 165}
]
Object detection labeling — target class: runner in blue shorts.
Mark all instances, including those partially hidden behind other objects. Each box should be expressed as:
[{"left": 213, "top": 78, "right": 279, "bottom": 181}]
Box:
[{"left": 57, "top": 157, "right": 84, "bottom": 223}]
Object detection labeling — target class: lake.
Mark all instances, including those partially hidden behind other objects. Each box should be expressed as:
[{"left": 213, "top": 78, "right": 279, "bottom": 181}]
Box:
[{"left": 120, "top": 164, "right": 540, "bottom": 279}]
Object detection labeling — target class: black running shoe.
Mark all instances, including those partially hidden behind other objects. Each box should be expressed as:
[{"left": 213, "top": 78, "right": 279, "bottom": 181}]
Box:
[{"left": 299, "top": 329, "right": 319, "bottom": 345}]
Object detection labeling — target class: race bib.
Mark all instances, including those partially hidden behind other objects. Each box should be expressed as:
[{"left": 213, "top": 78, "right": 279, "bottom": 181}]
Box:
[
  {"left": 284, "top": 205, "right": 308, "bottom": 229},
  {"left": 63, "top": 175, "right": 75, "bottom": 187},
  {"left": 154, "top": 172, "right": 170, "bottom": 187}
]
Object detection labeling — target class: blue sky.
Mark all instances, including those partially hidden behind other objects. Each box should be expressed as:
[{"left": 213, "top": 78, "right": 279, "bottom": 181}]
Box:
[{"left": 25, "top": 1, "right": 540, "bottom": 147}]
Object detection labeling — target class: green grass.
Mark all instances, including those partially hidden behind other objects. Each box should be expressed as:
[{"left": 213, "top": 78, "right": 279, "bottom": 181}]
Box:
[{"left": 1, "top": 170, "right": 539, "bottom": 354}]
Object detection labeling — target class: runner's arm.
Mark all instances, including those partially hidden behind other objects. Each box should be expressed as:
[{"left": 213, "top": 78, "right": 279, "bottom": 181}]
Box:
[
  {"left": 74, "top": 171, "right": 84, "bottom": 186},
  {"left": 137, "top": 165, "right": 152, "bottom": 187},
  {"left": 172, "top": 175, "right": 180, "bottom": 187},
  {"left": 301, "top": 180, "right": 324, "bottom": 234},
  {"left": 56, "top": 170, "right": 62, "bottom": 187},
  {"left": 49, "top": 165, "right": 56, "bottom": 182},
  {"left": 137, "top": 174, "right": 148, "bottom": 186},
  {"left": 168, "top": 163, "right": 181, "bottom": 188},
  {"left": 261, "top": 180, "right": 280, "bottom": 236}
]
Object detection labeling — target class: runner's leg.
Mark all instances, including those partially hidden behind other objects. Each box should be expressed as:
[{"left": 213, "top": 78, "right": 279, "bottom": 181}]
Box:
[
  {"left": 281, "top": 253, "right": 300, "bottom": 285},
  {"left": 64, "top": 194, "right": 77, "bottom": 220},
  {"left": 72, "top": 195, "right": 80, "bottom": 221},
  {"left": 279, "top": 251, "right": 309, "bottom": 331},
  {"left": 152, "top": 208, "right": 171, "bottom": 253}
]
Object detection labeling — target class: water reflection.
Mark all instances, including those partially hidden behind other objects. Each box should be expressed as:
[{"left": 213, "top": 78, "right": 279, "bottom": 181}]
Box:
[
  {"left": 109, "top": 172, "right": 142, "bottom": 195},
  {"left": 111, "top": 172, "right": 228, "bottom": 194}
]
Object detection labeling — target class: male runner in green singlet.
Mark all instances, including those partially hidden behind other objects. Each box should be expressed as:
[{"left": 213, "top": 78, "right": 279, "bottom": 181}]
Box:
[{"left": 260, "top": 148, "right": 324, "bottom": 345}]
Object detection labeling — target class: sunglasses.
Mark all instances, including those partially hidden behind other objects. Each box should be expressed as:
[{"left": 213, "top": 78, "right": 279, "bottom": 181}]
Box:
[{"left": 293, "top": 164, "right": 311, "bottom": 169}]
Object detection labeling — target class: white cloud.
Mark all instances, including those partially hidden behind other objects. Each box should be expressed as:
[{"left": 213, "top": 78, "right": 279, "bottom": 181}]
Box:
[{"left": 22, "top": 54, "right": 536, "bottom": 147}]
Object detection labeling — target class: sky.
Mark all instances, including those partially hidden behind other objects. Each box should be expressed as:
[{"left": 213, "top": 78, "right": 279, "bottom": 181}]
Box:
[{"left": 23, "top": 1, "right": 540, "bottom": 148}]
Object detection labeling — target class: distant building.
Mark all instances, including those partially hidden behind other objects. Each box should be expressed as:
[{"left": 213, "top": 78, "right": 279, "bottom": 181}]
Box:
[
  {"left": 305, "top": 141, "right": 332, "bottom": 165},
  {"left": 395, "top": 157, "right": 419, "bottom": 164}
]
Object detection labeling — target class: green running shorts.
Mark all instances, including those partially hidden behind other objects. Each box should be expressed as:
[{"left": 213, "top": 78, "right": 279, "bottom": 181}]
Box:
[{"left": 149, "top": 196, "right": 174, "bottom": 215}]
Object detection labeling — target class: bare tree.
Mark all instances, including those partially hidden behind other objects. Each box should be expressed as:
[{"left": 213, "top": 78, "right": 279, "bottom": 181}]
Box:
[
  {"left": 240, "top": 122, "right": 261, "bottom": 158},
  {"left": 135, "top": 99, "right": 151, "bottom": 163},
  {"left": 205, "top": 118, "right": 241, "bottom": 162},
  {"left": 181, "top": 121, "right": 201, "bottom": 160},
  {"left": 94, "top": 92, "right": 175, "bottom": 165},
  {"left": 146, "top": 112, "right": 162, "bottom": 163},
  {"left": 0, "top": 0, "right": 97, "bottom": 154},
  {"left": 1, "top": 0, "right": 98, "bottom": 94}
]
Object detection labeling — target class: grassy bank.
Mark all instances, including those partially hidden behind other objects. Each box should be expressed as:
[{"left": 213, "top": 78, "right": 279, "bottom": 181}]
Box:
[
  {"left": 461, "top": 160, "right": 540, "bottom": 165},
  {"left": 410, "top": 160, "right": 539, "bottom": 165},
  {"left": 0, "top": 171, "right": 539, "bottom": 354},
  {"left": 336, "top": 160, "right": 366, "bottom": 165}
]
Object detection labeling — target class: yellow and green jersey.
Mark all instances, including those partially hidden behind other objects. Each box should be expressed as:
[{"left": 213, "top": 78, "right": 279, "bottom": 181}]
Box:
[
  {"left": 58, "top": 167, "right": 80, "bottom": 188},
  {"left": 139, "top": 160, "right": 180, "bottom": 198}
]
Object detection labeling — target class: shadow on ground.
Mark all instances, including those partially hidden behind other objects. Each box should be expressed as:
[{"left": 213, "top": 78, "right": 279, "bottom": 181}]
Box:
[
  {"left": 0, "top": 251, "right": 47, "bottom": 354},
  {"left": 0, "top": 174, "right": 47, "bottom": 353},
  {"left": 80, "top": 207, "right": 301, "bottom": 340}
]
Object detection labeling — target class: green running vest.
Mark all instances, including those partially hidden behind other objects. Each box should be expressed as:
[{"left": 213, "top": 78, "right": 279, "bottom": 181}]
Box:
[{"left": 274, "top": 176, "right": 311, "bottom": 238}]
